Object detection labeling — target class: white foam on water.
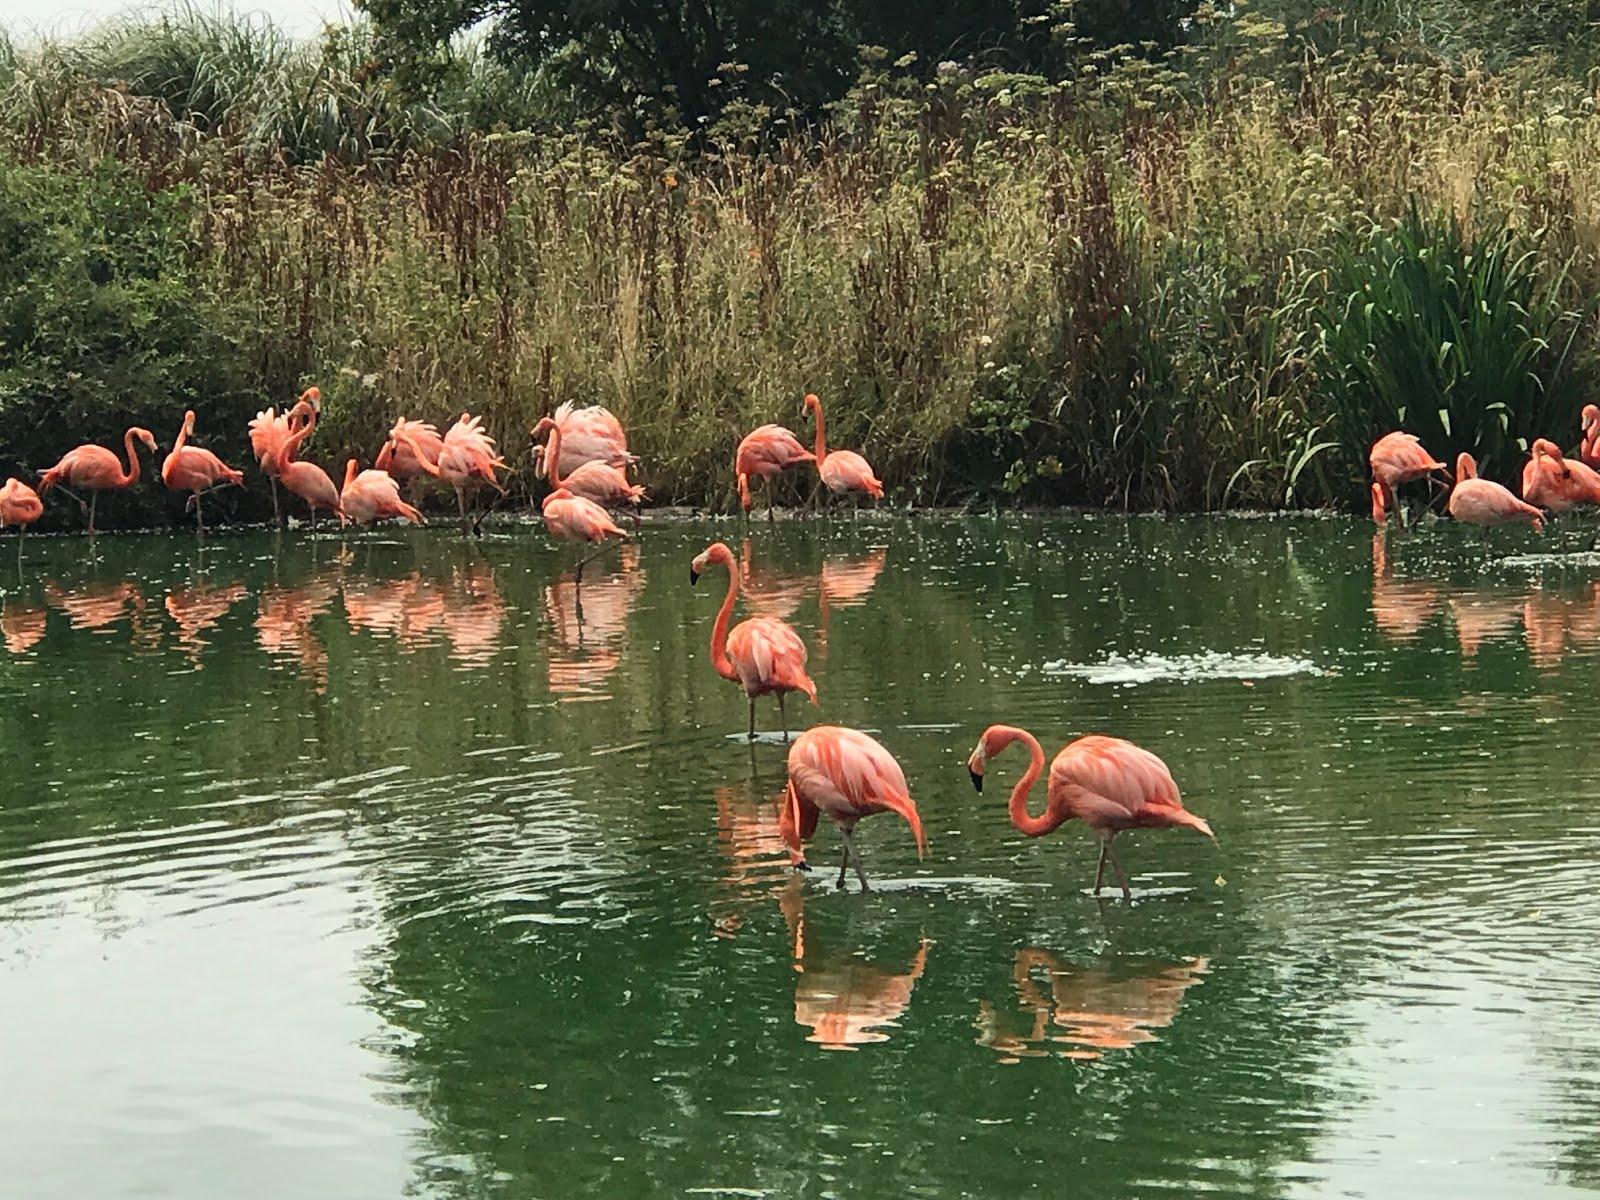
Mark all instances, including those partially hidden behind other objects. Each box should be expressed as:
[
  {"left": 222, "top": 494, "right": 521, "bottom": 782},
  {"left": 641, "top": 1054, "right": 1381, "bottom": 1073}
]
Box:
[
  {"left": 1042, "top": 650, "right": 1320, "bottom": 686},
  {"left": 1496, "top": 551, "right": 1600, "bottom": 569}
]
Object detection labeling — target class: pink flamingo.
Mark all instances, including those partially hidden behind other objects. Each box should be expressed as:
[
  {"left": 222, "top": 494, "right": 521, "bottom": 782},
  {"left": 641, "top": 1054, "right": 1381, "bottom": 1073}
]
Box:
[
  {"left": 339, "top": 460, "right": 423, "bottom": 527},
  {"left": 689, "top": 540, "right": 818, "bottom": 740},
  {"left": 272, "top": 407, "right": 343, "bottom": 528},
  {"left": 803, "top": 393, "right": 883, "bottom": 511},
  {"left": 781, "top": 725, "right": 927, "bottom": 890},
  {"left": 37, "top": 426, "right": 158, "bottom": 535},
  {"left": 967, "top": 725, "right": 1214, "bottom": 900},
  {"left": 248, "top": 388, "right": 320, "bottom": 524},
  {"left": 531, "top": 417, "right": 646, "bottom": 514},
  {"left": 1369, "top": 431, "right": 1446, "bottom": 526},
  {"left": 162, "top": 410, "right": 244, "bottom": 537},
  {"left": 375, "top": 417, "right": 444, "bottom": 486},
  {"left": 1449, "top": 452, "right": 1544, "bottom": 546},
  {"left": 398, "top": 412, "right": 505, "bottom": 535},
  {"left": 735, "top": 424, "right": 815, "bottom": 522},
  {"left": 0, "top": 478, "right": 42, "bottom": 567},
  {"left": 1522, "top": 438, "right": 1600, "bottom": 513},
  {"left": 541, "top": 487, "right": 629, "bottom": 587},
  {"left": 535, "top": 401, "right": 635, "bottom": 479},
  {"left": 1581, "top": 405, "right": 1600, "bottom": 470}
]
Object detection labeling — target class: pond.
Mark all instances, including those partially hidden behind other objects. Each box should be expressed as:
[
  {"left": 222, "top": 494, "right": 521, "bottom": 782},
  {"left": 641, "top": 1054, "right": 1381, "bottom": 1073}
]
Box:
[{"left": 1, "top": 515, "right": 1597, "bottom": 1198}]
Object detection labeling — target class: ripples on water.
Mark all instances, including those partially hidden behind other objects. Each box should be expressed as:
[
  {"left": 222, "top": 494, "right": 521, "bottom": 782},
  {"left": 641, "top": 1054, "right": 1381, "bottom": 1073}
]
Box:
[{"left": 1, "top": 518, "right": 1599, "bottom": 1197}]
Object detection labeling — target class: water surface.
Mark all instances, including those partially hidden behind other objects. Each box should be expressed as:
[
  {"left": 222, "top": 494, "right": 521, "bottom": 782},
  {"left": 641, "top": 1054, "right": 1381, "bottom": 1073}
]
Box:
[{"left": 1, "top": 516, "right": 1597, "bottom": 1198}]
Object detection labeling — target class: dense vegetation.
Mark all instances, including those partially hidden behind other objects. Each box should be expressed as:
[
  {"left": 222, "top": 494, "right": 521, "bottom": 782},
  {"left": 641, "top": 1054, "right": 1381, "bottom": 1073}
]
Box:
[{"left": 0, "top": 1, "right": 1599, "bottom": 524}]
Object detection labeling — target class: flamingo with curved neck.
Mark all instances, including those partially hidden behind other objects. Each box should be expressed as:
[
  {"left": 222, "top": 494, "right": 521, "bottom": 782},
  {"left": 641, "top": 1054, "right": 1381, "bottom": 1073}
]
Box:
[
  {"left": 689, "top": 541, "right": 817, "bottom": 740},
  {"left": 967, "top": 723, "right": 1213, "bottom": 900},
  {"left": 37, "top": 426, "right": 159, "bottom": 536},
  {"left": 532, "top": 418, "right": 645, "bottom": 512},
  {"left": 803, "top": 393, "right": 883, "bottom": 506}
]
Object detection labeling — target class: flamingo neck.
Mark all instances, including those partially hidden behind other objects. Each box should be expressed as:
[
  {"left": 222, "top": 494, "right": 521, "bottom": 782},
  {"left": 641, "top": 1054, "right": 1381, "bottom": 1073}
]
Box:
[
  {"left": 547, "top": 423, "right": 567, "bottom": 489},
  {"left": 738, "top": 472, "right": 752, "bottom": 512},
  {"left": 994, "top": 726, "right": 1056, "bottom": 837},
  {"left": 277, "top": 409, "right": 318, "bottom": 471},
  {"left": 809, "top": 400, "right": 827, "bottom": 464},
  {"left": 708, "top": 556, "right": 739, "bottom": 683},
  {"left": 173, "top": 418, "right": 191, "bottom": 455},
  {"left": 343, "top": 459, "right": 359, "bottom": 491},
  {"left": 121, "top": 428, "right": 143, "bottom": 486}
]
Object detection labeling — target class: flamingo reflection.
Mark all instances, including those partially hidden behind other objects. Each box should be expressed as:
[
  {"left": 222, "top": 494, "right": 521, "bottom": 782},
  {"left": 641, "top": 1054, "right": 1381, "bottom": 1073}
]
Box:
[
  {"left": 781, "top": 882, "right": 931, "bottom": 1050},
  {"left": 544, "top": 544, "right": 643, "bottom": 701},
  {"left": 976, "top": 948, "right": 1210, "bottom": 1062},
  {"left": 443, "top": 561, "right": 507, "bottom": 668},
  {"left": 1448, "top": 588, "right": 1526, "bottom": 660},
  {"left": 738, "top": 536, "right": 810, "bottom": 620},
  {"left": 44, "top": 579, "right": 148, "bottom": 638},
  {"left": 1523, "top": 583, "right": 1600, "bottom": 669},
  {"left": 343, "top": 572, "right": 447, "bottom": 652},
  {"left": 707, "top": 773, "right": 793, "bottom": 938},
  {"left": 818, "top": 544, "right": 888, "bottom": 653},
  {"left": 1, "top": 598, "right": 46, "bottom": 654},
  {"left": 255, "top": 570, "right": 340, "bottom": 692},
  {"left": 1370, "top": 532, "right": 1440, "bottom": 644},
  {"left": 165, "top": 580, "right": 248, "bottom": 668}
]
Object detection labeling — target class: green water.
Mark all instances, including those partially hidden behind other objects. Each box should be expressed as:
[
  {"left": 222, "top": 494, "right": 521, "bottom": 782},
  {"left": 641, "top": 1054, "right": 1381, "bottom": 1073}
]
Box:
[{"left": 1, "top": 517, "right": 1598, "bottom": 1198}]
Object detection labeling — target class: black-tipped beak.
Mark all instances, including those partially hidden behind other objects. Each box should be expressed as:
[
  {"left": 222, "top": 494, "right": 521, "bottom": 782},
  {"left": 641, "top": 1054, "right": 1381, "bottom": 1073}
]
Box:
[
  {"left": 689, "top": 566, "right": 701, "bottom": 585},
  {"left": 969, "top": 768, "right": 983, "bottom": 793},
  {"left": 794, "top": 858, "right": 811, "bottom": 873}
]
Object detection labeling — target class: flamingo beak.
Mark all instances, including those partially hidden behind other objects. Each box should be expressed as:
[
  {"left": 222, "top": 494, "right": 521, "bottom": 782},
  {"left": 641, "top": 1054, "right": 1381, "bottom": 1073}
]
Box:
[
  {"left": 969, "top": 767, "right": 983, "bottom": 793},
  {"left": 689, "top": 566, "right": 701, "bottom": 585}
]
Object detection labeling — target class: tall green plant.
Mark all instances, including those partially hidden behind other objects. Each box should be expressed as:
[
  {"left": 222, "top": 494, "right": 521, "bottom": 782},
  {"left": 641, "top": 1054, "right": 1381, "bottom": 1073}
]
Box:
[{"left": 1312, "top": 205, "right": 1589, "bottom": 485}]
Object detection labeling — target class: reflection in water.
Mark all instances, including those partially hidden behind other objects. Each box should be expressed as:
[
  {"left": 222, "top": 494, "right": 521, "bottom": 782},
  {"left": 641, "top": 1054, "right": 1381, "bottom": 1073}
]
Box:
[
  {"left": 1447, "top": 589, "right": 1525, "bottom": 661},
  {"left": 977, "top": 949, "right": 1210, "bottom": 1063},
  {"left": 1523, "top": 584, "right": 1600, "bottom": 670},
  {"left": 707, "top": 768, "right": 792, "bottom": 938},
  {"left": 44, "top": 578, "right": 146, "bottom": 635},
  {"left": 344, "top": 572, "right": 445, "bottom": 651},
  {"left": 781, "top": 881, "right": 931, "bottom": 1050},
  {"left": 442, "top": 562, "right": 506, "bottom": 669},
  {"left": 544, "top": 545, "right": 643, "bottom": 701},
  {"left": 739, "top": 536, "right": 810, "bottom": 620},
  {"left": 165, "top": 581, "right": 249, "bottom": 668},
  {"left": 1370, "top": 532, "right": 1440, "bottom": 644},
  {"left": 256, "top": 571, "right": 340, "bottom": 693},
  {"left": 1, "top": 598, "right": 46, "bottom": 654}
]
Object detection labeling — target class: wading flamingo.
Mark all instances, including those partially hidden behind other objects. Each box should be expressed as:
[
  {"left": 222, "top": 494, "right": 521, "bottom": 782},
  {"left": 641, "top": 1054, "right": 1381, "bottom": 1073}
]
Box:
[
  {"left": 1449, "top": 452, "right": 1544, "bottom": 546},
  {"left": 735, "top": 424, "right": 815, "bottom": 522},
  {"left": 531, "top": 417, "right": 646, "bottom": 515},
  {"left": 248, "top": 388, "right": 319, "bottom": 524},
  {"left": 541, "top": 487, "right": 629, "bottom": 588},
  {"left": 162, "top": 410, "right": 244, "bottom": 537},
  {"left": 375, "top": 417, "right": 444, "bottom": 487},
  {"left": 37, "top": 426, "right": 158, "bottom": 536},
  {"left": 339, "top": 460, "right": 423, "bottom": 527},
  {"left": 1522, "top": 438, "right": 1600, "bottom": 513},
  {"left": 1582, "top": 405, "right": 1600, "bottom": 470},
  {"left": 0, "top": 478, "right": 42, "bottom": 567},
  {"left": 781, "top": 725, "right": 927, "bottom": 890},
  {"left": 967, "top": 725, "right": 1213, "bottom": 900},
  {"left": 272, "top": 407, "right": 343, "bottom": 528},
  {"left": 535, "top": 401, "right": 635, "bottom": 479},
  {"left": 689, "top": 540, "right": 817, "bottom": 740},
  {"left": 803, "top": 393, "right": 883, "bottom": 511},
  {"left": 397, "top": 413, "right": 506, "bottom": 535},
  {"left": 1369, "top": 431, "right": 1447, "bottom": 526}
]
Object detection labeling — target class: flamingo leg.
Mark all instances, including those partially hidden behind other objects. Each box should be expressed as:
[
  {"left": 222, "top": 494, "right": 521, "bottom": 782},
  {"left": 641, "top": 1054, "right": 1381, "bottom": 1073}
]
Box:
[
  {"left": 747, "top": 696, "right": 756, "bottom": 741},
  {"left": 778, "top": 692, "right": 788, "bottom": 742},
  {"left": 835, "top": 839, "right": 850, "bottom": 889},
  {"left": 1106, "top": 840, "right": 1132, "bottom": 901},
  {"left": 14, "top": 526, "right": 22, "bottom": 572},
  {"left": 457, "top": 487, "right": 468, "bottom": 537},
  {"left": 87, "top": 491, "right": 97, "bottom": 539},
  {"left": 1092, "top": 838, "right": 1109, "bottom": 895},
  {"left": 842, "top": 828, "right": 870, "bottom": 891},
  {"left": 270, "top": 477, "right": 281, "bottom": 527},
  {"left": 767, "top": 486, "right": 775, "bottom": 525},
  {"left": 194, "top": 491, "right": 205, "bottom": 540}
]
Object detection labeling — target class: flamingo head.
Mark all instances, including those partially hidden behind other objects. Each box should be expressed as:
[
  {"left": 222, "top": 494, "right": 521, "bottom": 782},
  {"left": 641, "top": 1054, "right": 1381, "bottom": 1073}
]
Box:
[
  {"left": 689, "top": 541, "right": 733, "bottom": 585},
  {"left": 343, "top": 459, "right": 359, "bottom": 490},
  {"left": 182, "top": 409, "right": 197, "bottom": 431},
  {"left": 1584, "top": 404, "right": 1600, "bottom": 437},
  {"left": 530, "top": 416, "right": 556, "bottom": 439},
  {"left": 134, "top": 428, "right": 157, "bottom": 453},
  {"left": 1370, "top": 482, "right": 1387, "bottom": 526},
  {"left": 298, "top": 386, "right": 322, "bottom": 409},
  {"left": 966, "top": 730, "right": 998, "bottom": 792},
  {"left": 802, "top": 393, "right": 821, "bottom": 413},
  {"left": 1455, "top": 452, "right": 1478, "bottom": 481}
]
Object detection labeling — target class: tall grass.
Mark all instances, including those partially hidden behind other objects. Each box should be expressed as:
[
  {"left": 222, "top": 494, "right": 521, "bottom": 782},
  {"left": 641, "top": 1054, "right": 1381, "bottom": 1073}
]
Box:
[{"left": 1, "top": 6, "right": 1599, "bottom": 519}]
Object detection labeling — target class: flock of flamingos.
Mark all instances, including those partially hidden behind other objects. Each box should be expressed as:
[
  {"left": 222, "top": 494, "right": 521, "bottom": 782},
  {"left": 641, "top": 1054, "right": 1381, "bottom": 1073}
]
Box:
[{"left": 4, "top": 387, "right": 1592, "bottom": 902}]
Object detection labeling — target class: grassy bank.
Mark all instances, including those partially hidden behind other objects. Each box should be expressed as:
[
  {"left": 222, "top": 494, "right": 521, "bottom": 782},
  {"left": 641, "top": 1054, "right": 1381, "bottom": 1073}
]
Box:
[{"left": 0, "top": 8, "right": 1597, "bottom": 525}]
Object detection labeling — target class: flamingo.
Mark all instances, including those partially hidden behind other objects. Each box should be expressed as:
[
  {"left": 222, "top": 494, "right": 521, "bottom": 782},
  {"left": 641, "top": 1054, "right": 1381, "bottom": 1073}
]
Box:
[
  {"left": 0, "top": 478, "right": 42, "bottom": 567},
  {"left": 248, "top": 388, "right": 319, "bottom": 524},
  {"left": 1369, "top": 431, "right": 1446, "bottom": 526},
  {"left": 967, "top": 724, "right": 1214, "bottom": 900},
  {"left": 541, "top": 486, "right": 629, "bottom": 588},
  {"left": 1449, "top": 452, "right": 1544, "bottom": 546},
  {"left": 689, "top": 540, "right": 818, "bottom": 740},
  {"left": 339, "top": 460, "right": 424, "bottom": 527},
  {"left": 396, "top": 412, "right": 505, "bottom": 535},
  {"left": 272, "top": 407, "right": 343, "bottom": 528},
  {"left": 37, "top": 426, "right": 158, "bottom": 535},
  {"left": 531, "top": 417, "right": 646, "bottom": 514},
  {"left": 803, "top": 393, "right": 884, "bottom": 511},
  {"left": 781, "top": 725, "right": 927, "bottom": 891},
  {"left": 1581, "top": 405, "right": 1600, "bottom": 470},
  {"left": 375, "top": 417, "right": 443, "bottom": 486},
  {"left": 161, "top": 410, "right": 244, "bottom": 537},
  {"left": 1522, "top": 438, "right": 1600, "bottom": 513},
  {"left": 535, "top": 401, "right": 635, "bottom": 479},
  {"left": 735, "top": 424, "right": 815, "bottom": 522}
]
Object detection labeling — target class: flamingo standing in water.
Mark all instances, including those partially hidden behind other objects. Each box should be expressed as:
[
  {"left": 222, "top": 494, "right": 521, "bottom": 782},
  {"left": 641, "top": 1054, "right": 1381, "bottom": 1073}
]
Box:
[
  {"left": 375, "top": 417, "right": 444, "bottom": 490},
  {"left": 1522, "top": 438, "right": 1600, "bottom": 514},
  {"left": 1581, "top": 405, "right": 1600, "bottom": 470},
  {"left": 535, "top": 401, "right": 635, "bottom": 479},
  {"left": 803, "top": 393, "right": 883, "bottom": 512},
  {"left": 531, "top": 417, "right": 646, "bottom": 516},
  {"left": 735, "top": 424, "right": 815, "bottom": 522},
  {"left": 248, "top": 388, "right": 319, "bottom": 524},
  {"left": 339, "top": 460, "right": 423, "bottom": 527},
  {"left": 689, "top": 540, "right": 817, "bottom": 740},
  {"left": 967, "top": 724, "right": 1214, "bottom": 900},
  {"left": 541, "top": 487, "right": 629, "bottom": 587},
  {"left": 0, "top": 478, "right": 42, "bottom": 567},
  {"left": 1369, "top": 431, "right": 1447, "bottom": 526},
  {"left": 782, "top": 725, "right": 927, "bottom": 890},
  {"left": 1449, "top": 452, "right": 1544, "bottom": 547},
  {"left": 162, "top": 410, "right": 244, "bottom": 537},
  {"left": 272, "top": 407, "right": 343, "bottom": 528},
  {"left": 397, "top": 413, "right": 505, "bottom": 535},
  {"left": 37, "top": 426, "right": 158, "bottom": 536}
]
